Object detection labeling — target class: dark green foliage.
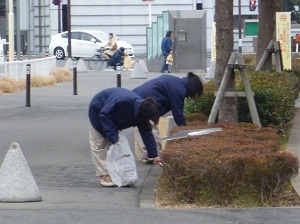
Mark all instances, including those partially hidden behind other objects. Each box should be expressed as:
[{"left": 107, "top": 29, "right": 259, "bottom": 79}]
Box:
[{"left": 185, "top": 70, "right": 300, "bottom": 129}]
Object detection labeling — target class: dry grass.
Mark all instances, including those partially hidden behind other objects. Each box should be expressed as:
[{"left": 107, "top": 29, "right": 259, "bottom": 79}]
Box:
[
  {"left": 0, "top": 67, "right": 73, "bottom": 95},
  {"left": 50, "top": 67, "right": 73, "bottom": 83},
  {"left": 0, "top": 77, "right": 19, "bottom": 94}
]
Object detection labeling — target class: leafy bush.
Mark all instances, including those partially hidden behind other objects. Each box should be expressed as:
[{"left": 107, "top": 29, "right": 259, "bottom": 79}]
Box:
[
  {"left": 184, "top": 81, "right": 215, "bottom": 116},
  {"left": 185, "top": 70, "right": 300, "bottom": 129},
  {"left": 237, "top": 70, "right": 300, "bottom": 129},
  {"left": 159, "top": 122, "right": 299, "bottom": 206}
]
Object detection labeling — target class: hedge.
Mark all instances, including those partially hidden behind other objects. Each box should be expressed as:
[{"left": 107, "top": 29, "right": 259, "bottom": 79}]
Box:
[{"left": 159, "top": 122, "right": 299, "bottom": 206}]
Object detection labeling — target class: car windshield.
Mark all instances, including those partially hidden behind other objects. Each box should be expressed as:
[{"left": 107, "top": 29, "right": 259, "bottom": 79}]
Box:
[{"left": 89, "top": 31, "right": 109, "bottom": 41}]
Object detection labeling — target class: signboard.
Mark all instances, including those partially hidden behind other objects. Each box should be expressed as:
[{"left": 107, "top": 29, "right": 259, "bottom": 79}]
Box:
[
  {"left": 211, "top": 22, "right": 216, "bottom": 62},
  {"left": 276, "top": 12, "right": 291, "bottom": 70},
  {"left": 244, "top": 19, "right": 258, "bottom": 37}
]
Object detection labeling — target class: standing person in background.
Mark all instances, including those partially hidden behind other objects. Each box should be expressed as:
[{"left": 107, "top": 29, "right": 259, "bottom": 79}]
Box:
[
  {"left": 133, "top": 72, "right": 204, "bottom": 162},
  {"left": 160, "top": 31, "right": 173, "bottom": 73}
]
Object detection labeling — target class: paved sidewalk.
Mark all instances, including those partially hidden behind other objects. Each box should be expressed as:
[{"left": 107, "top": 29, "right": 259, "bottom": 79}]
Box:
[{"left": 1, "top": 68, "right": 300, "bottom": 224}]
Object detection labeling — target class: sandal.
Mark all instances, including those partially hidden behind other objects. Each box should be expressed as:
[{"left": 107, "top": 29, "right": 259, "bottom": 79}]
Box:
[{"left": 100, "top": 175, "right": 116, "bottom": 187}]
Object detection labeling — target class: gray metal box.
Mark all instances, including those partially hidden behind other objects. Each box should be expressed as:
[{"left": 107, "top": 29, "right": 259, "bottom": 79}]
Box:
[{"left": 168, "top": 10, "right": 207, "bottom": 72}]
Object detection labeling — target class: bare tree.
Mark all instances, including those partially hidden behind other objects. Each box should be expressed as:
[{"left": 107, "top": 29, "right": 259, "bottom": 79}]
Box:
[
  {"left": 215, "top": 0, "right": 237, "bottom": 122},
  {"left": 256, "top": 0, "right": 282, "bottom": 70}
]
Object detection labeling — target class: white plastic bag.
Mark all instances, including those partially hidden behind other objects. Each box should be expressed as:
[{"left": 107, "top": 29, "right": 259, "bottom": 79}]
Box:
[{"left": 107, "top": 133, "right": 138, "bottom": 187}]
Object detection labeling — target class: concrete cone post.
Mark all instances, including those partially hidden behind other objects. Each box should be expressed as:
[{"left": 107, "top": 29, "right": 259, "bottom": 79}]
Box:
[
  {"left": 138, "top": 59, "right": 149, "bottom": 74},
  {"left": 0, "top": 142, "right": 42, "bottom": 202},
  {"left": 64, "top": 58, "right": 73, "bottom": 70},
  {"left": 130, "top": 61, "right": 147, "bottom": 79},
  {"left": 76, "top": 58, "right": 88, "bottom": 73},
  {"left": 205, "top": 61, "right": 216, "bottom": 80}
]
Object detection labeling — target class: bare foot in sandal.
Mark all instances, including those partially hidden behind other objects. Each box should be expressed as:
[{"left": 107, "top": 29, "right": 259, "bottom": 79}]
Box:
[{"left": 100, "top": 175, "right": 116, "bottom": 187}]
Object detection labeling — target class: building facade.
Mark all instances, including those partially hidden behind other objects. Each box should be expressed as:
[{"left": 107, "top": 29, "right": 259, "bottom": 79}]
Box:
[{"left": 0, "top": 0, "right": 262, "bottom": 55}]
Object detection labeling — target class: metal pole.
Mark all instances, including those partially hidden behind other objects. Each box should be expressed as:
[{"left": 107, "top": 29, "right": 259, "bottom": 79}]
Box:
[
  {"left": 26, "top": 64, "right": 31, "bottom": 107},
  {"left": 149, "top": 3, "right": 151, "bottom": 27},
  {"left": 16, "top": 0, "right": 20, "bottom": 60},
  {"left": 58, "top": 1, "right": 61, "bottom": 33},
  {"left": 27, "top": 0, "right": 31, "bottom": 59},
  {"left": 238, "top": 0, "right": 242, "bottom": 53},
  {"left": 67, "top": 0, "right": 71, "bottom": 58},
  {"left": 38, "top": 0, "right": 42, "bottom": 54},
  {"left": 8, "top": 0, "right": 14, "bottom": 62},
  {"left": 73, "top": 60, "right": 77, "bottom": 95},
  {"left": 116, "top": 64, "right": 121, "bottom": 87}
]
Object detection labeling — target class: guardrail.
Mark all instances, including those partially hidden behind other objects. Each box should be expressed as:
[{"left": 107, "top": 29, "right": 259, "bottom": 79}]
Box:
[{"left": 0, "top": 56, "right": 56, "bottom": 80}]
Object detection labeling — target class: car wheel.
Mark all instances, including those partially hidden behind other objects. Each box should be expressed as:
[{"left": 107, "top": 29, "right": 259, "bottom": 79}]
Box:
[{"left": 54, "top": 47, "right": 65, "bottom": 60}]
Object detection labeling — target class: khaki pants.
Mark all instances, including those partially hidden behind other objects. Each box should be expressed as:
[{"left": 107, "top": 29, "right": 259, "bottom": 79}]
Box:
[
  {"left": 89, "top": 123, "right": 112, "bottom": 177},
  {"left": 134, "top": 124, "right": 162, "bottom": 161}
]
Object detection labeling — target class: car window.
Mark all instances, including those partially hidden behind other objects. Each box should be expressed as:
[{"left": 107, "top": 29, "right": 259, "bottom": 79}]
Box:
[
  {"left": 90, "top": 31, "right": 108, "bottom": 41},
  {"left": 81, "top": 32, "right": 99, "bottom": 42},
  {"left": 71, "top": 32, "right": 81, "bottom": 40},
  {"left": 61, "top": 33, "right": 68, "bottom": 38},
  {"left": 61, "top": 32, "right": 80, "bottom": 39}
]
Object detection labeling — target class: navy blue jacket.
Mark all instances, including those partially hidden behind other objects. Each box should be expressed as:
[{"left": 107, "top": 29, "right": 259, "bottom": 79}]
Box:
[
  {"left": 133, "top": 75, "right": 190, "bottom": 126},
  {"left": 107, "top": 49, "right": 124, "bottom": 67},
  {"left": 161, "top": 37, "right": 172, "bottom": 54},
  {"left": 88, "top": 87, "right": 158, "bottom": 158}
]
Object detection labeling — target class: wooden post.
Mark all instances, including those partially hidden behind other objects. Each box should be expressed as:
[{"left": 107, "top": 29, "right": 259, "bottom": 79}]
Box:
[
  {"left": 208, "top": 52, "right": 237, "bottom": 123},
  {"left": 274, "top": 41, "right": 283, "bottom": 73},
  {"left": 255, "top": 40, "right": 274, "bottom": 71},
  {"left": 237, "top": 54, "right": 261, "bottom": 127},
  {"left": 208, "top": 52, "right": 261, "bottom": 127}
]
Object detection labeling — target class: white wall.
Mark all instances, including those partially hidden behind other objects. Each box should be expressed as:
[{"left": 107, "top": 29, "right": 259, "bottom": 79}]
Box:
[{"left": 45, "top": 0, "right": 260, "bottom": 54}]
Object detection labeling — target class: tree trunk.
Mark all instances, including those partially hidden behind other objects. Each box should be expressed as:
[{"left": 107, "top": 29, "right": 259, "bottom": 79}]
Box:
[
  {"left": 215, "top": 0, "right": 237, "bottom": 122},
  {"left": 256, "top": 0, "right": 282, "bottom": 70}
]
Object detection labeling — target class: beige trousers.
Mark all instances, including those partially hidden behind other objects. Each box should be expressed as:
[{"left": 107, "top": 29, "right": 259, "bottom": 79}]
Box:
[
  {"left": 134, "top": 124, "right": 162, "bottom": 161},
  {"left": 89, "top": 124, "right": 112, "bottom": 177}
]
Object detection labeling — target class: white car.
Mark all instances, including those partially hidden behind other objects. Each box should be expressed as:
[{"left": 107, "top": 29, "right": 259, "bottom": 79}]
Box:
[{"left": 48, "top": 30, "right": 134, "bottom": 60}]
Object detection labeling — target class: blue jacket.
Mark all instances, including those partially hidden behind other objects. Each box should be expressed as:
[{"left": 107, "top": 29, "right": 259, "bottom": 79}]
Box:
[
  {"left": 133, "top": 75, "right": 191, "bottom": 126},
  {"left": 161, "top": 37, "right": 172, "bottom": 54},
  {"left": 88, "top": 87, "right": 158, "bottom": 158},
  {"left": 107, "top": 49, "right": 124, "bottom": 67}
]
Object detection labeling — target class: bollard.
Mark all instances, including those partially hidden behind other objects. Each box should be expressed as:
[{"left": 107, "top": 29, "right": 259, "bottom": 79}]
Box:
[
  {"left": 73, "top": 59, "right": 78, "bottom": 95},
  {"left": 26, "top": 64, "right": 31, "bottom": 107},
  {"left": 116, "top": 64, "right": 121, "bottom": 87}
]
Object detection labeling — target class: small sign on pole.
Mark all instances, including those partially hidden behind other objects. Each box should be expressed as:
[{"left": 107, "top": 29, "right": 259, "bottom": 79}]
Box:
[{"left": 276, "top": 12, "right": 291, "bottom": 70}]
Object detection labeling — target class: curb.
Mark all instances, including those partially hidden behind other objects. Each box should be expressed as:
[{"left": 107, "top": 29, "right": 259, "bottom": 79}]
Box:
[
  {"left": 139, "top": 116, "right": 174, "bottom": 208},
  {"left": 139, "top": 165, "right": 162, "bottom": 208},
  {"left": 287, "top": 108, "right": 300, "bottom": 197}
]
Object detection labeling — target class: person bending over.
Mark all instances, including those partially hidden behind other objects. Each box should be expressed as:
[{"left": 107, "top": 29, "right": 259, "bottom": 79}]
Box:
[{"left": 88, "top": 87, "right": 160, "bottom": 187}]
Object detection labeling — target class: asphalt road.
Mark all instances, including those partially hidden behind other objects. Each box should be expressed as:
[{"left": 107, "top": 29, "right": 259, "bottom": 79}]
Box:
[{"left": 0, "top": 62, "right": 300, "bottom": 223}]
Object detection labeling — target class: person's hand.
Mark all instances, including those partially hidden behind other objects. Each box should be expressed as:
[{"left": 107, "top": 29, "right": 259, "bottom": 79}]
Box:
[
  {"left": 115, "top": 142, "right": 121, "bottom": 145},
  {"left": 153, "top": 156, "right": 161, "bottom": 164}
]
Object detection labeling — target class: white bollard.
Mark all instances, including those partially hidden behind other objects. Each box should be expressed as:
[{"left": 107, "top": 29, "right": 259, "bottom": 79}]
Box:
[
  {"left": 130, "top": 61, "right": 147, "bottom": 79},
  {"left": 76, "top": 58, "right": 88, "bottom": 73},
  {"left": 0, "top": 142, "right": 42, "bottom": 202}
]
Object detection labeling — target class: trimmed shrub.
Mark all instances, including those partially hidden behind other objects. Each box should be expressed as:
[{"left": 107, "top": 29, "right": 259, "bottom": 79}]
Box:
[{"left": 159, "top": 122, "right": 299, "bottom": 206}]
